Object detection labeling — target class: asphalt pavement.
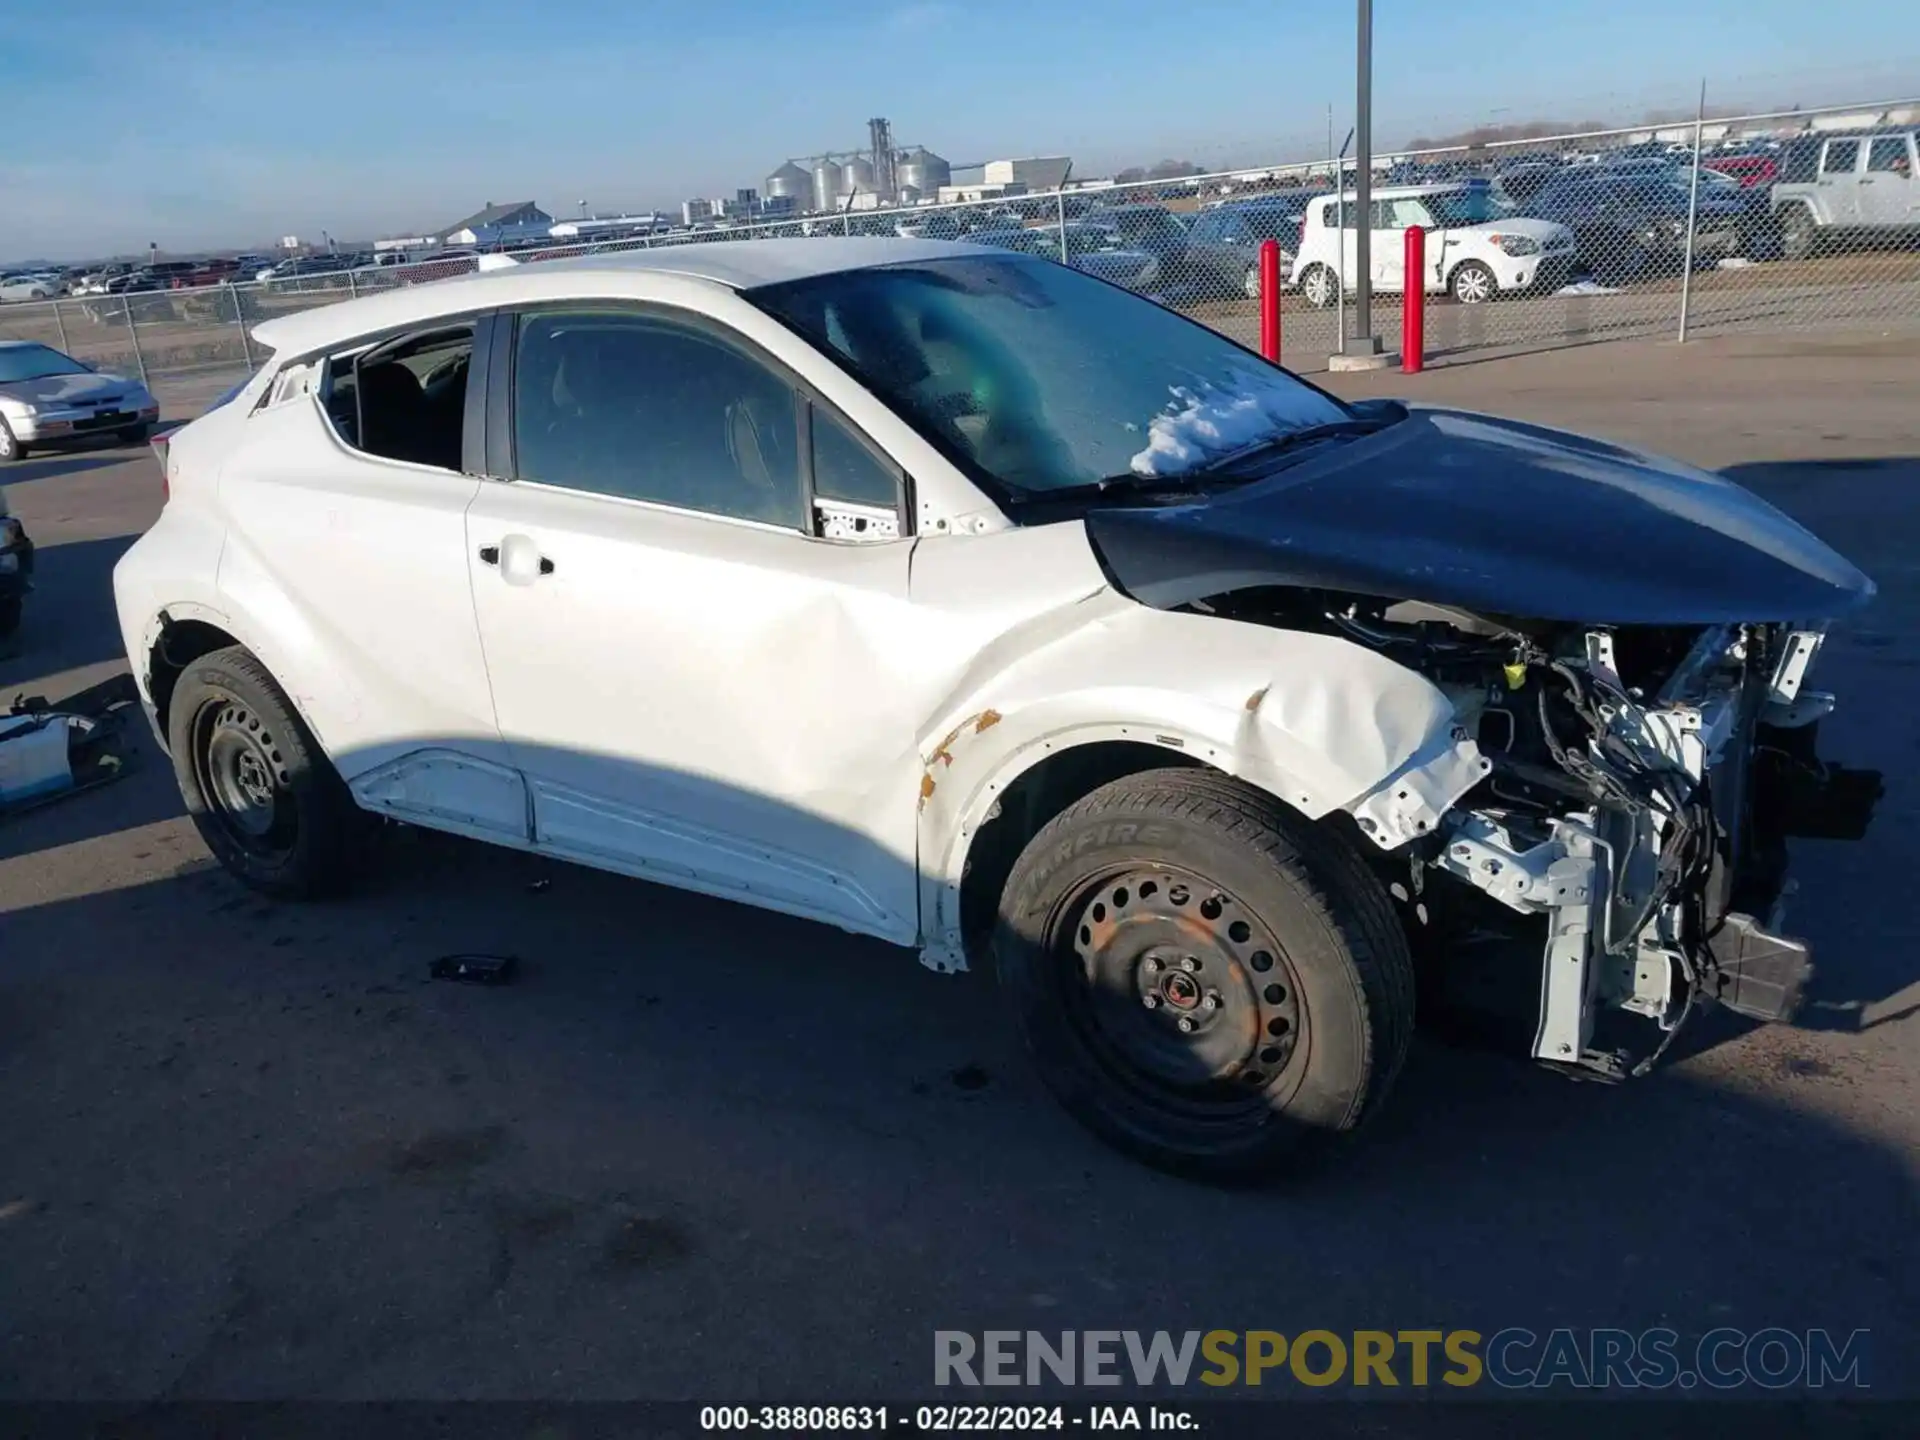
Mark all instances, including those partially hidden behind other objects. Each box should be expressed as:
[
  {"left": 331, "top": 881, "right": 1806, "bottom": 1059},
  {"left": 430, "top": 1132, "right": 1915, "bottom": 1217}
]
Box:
[{"left": 0, "top": 333, "right": 1914, "bottom": 1403}]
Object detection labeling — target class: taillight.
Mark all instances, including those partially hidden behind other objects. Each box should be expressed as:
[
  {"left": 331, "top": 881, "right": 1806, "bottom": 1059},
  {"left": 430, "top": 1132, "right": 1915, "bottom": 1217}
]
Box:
[{"left": 151, "top": 432, "right": 170, "bottom": 500}]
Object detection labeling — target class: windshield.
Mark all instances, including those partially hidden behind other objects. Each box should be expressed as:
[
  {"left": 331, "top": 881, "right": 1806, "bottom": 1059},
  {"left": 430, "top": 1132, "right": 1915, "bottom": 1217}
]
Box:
[
  {"left": 0, "top": 344, "right": 88, "bottom": 384},
  {"left": 749, "top": 255, "right": 1347, "bottom": 496},
  {"left": 1424, "top": 187, "right": 1515, "bottom": 226}
]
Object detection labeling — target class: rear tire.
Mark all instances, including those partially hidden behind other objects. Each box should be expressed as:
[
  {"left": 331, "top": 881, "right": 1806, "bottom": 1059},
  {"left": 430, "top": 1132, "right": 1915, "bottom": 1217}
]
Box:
[
  {"left": 167, "top": 644, "right": 366, "bottom": 899},
  {"left": 0, "top": 596, "right": 20, "bottom": 639},
  {"left": 992, "top": 768, "right": 1415, "bottom": 1183},
  {"left": 1780, "top": 205, "right": 1818, "bottom": 261},
  {"left": 1299, "top": 264, "right": 1342, "bottom": 309}
]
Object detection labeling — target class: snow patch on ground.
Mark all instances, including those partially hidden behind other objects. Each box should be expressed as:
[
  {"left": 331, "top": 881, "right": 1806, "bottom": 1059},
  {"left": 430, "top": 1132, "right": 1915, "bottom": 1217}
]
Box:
[
  {"left": 1130, "top": 370, "right": 1346, "bottom": 477},
  {"left": 1717, "top": 256, "right": 1756, "bottom": 269},
  {"left": 1554, "top": 279, "right": 1623, "bottom": 296}
]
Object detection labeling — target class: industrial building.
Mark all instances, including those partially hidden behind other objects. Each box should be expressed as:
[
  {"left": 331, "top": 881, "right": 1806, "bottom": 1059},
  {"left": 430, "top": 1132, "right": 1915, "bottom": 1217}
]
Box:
[
  {"left": 765, "top": 119, "right": 956, "bottom": 214},
  {"left": 437, "top": 200, "right": 554, "bottom": 246}
]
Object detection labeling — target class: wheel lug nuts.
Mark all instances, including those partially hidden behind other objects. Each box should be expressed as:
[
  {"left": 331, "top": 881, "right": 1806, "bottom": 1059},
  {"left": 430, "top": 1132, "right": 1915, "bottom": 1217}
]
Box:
[
  {"left": 1180, "top": 958, "right": 1199, "bottom": 973},
  {"left": 1176, "top": 1017, "right": 1196, "bottom": 1034},
  {"left": 1143, "top": 957, "right": 1163, "bottom": 974},
  {"left": 1143, "top": 994, "right": 1161, "bottom": 1010},
  {"left": 1202, "top": 992, "right": 1221, "bottom": 1010}
]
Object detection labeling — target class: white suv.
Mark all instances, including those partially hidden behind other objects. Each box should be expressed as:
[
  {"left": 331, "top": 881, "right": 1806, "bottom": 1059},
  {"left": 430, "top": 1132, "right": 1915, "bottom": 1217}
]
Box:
[
  {"left": 113, "top": 238, "right": 1877, "bottom": 1181},
  {"left": 1291, "top": 182, "right": 1577, "bottom": 305}
]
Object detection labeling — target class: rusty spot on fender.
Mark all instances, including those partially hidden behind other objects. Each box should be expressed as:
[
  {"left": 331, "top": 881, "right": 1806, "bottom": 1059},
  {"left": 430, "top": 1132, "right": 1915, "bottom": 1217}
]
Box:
[
  {"left": 1245, "top": 685, "right": 1270, "bottom": 713},
  {"left": 921, "top": 708, "right": 1005, "bottom": 812}
]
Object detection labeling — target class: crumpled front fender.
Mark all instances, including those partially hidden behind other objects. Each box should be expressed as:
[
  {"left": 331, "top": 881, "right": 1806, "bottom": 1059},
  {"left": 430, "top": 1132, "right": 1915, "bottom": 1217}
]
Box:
[{"left": 915, "top": 598, "right": 1488, "bottom": 971}]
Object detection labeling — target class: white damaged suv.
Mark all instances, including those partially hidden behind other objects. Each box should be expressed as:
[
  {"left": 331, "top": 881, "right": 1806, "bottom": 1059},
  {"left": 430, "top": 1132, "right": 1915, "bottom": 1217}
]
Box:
[
  {"left": 114, "top": 239, "right": 1879, "bottom": 1180},
  {"left": 1291, "top": 181, "right": 1578, "bottom": 306}
]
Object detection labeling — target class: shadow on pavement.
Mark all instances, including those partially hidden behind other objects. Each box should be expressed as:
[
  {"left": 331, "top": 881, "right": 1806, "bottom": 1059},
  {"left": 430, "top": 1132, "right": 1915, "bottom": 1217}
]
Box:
[
  {"left": 0, "top": 534, "right": 140, "bottom": 686},
  {"left": 0, "top": 819, "right": 1912, "bottom": 1399},
  {"left": 0, "top": 452, "right": 132, "bottom": 491}
]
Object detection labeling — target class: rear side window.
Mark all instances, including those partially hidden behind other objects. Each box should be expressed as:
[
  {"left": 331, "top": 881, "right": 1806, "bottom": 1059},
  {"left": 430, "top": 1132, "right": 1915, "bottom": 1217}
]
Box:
[
  {"left": 1820, "top": 140, "right": 1861, "bottom": 175},
  {"left": 1867, "top": 137, "right": 1912, "bottom": 173},
  {"left": 323, "top": 324, "right": 472, "bottom": 471}
]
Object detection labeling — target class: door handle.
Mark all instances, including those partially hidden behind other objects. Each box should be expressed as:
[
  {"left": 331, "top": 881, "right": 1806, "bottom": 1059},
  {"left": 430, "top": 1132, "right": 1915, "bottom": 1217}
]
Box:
[{"left": 487, "top": 532, "right": 554, "bottom": 586}]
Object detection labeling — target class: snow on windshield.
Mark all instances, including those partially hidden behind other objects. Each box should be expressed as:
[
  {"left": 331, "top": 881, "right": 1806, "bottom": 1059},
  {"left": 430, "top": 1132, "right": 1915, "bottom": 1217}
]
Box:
[{"left": 1130, "top": 369, "right": 1347, "bottom": 477}]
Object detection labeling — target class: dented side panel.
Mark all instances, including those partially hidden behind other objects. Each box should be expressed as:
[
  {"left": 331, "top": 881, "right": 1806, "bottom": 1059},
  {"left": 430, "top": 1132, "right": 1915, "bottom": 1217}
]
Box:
[{"left": 909, "top": 540, "right": 1487, "bottom": 969}]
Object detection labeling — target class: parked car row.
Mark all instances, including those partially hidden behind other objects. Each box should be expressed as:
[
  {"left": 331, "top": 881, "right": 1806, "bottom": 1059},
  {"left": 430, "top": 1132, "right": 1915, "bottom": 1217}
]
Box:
[{"left": 11, "top": 127, "right": 1911, "bottom": 325}]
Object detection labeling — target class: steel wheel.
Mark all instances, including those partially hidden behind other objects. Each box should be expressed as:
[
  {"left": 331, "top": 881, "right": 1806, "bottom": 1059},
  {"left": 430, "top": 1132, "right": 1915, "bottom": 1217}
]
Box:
[
  {"left": 190, "top": 697, "right": 298, "bottom": 864},
  {"left": 1450, "top": 261, "right": 1495, "bottom": 305},
  {"left": 1055, "top": 864, "right": 1309, "bottom": 1120},
  {"left": 1242, "top": 263, "right": 1263, "bottom": 300}
]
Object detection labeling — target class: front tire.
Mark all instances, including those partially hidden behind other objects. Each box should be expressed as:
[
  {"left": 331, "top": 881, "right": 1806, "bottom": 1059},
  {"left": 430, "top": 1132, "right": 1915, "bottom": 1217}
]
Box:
[
  {"left": 0, "top": 596, "right": 20, "bottom": 639},
  {"left": 118, "top": 421, "right": 151, "bottom": 446},
  {"left": 168, "top": 645, "right": 366, "bottom": 899},
  {"left": 0, "top": 418, "right": 25, "bottom": 464},
  {"left": 1449, "top": 260, "right": 1497, "bottom": 305},
  {"left": 993, "top": 769, "right": 1415, "bottom": 1183}
]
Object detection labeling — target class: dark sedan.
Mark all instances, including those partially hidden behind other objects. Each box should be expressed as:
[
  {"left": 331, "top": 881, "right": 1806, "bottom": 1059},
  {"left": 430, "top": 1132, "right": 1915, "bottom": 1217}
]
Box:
[
  {"left": 1182, "top": 195, "right": 1319, "bottom": 299},
  {"left": 1522, "top": 173, "right": 1753, "bottom": 282}
]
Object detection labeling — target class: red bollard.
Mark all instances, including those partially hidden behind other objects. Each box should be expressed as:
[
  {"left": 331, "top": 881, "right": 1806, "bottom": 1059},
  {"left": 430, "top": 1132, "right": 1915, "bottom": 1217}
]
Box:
[
  {"left": 1402, "top": 225, "right": 1426, "bottom": 374},
  {"left": 1257, "top": 238, "right": 1282, "bottom": 363}
]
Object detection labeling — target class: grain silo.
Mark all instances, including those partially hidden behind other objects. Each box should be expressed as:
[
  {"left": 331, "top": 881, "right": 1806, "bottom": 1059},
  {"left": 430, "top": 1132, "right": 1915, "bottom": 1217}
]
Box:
[{"left": 765, "top": 162, "right": 812, "bottom": 203}]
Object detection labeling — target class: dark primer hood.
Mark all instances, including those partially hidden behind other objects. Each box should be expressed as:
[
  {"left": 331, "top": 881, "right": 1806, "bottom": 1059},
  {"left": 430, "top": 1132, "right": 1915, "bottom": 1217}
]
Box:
[{"left": 1084, "top": 407, "right": 1876, "bottom": 625}]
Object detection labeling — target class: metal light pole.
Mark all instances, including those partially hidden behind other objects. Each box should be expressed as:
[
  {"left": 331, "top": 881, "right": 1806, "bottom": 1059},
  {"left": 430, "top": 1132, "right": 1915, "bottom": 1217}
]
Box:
[
  {"left": 1677, "top": 78, "right": 1707, "bottom": 343},
  {"left": 1349, "top": 0, "right": 1380, "bottom": 358}
]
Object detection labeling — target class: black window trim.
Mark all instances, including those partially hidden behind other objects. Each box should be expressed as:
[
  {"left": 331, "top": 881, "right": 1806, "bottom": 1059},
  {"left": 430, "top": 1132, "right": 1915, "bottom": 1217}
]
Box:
[{"left": 487, "top": 297, "right": 914, "bottom": 540}]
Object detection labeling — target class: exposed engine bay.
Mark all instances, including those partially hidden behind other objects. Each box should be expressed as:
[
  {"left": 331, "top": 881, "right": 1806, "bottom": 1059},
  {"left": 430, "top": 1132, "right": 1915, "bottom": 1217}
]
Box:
[{"left": 1189, "top": 587, "right": 1885, "bottom": 1079}]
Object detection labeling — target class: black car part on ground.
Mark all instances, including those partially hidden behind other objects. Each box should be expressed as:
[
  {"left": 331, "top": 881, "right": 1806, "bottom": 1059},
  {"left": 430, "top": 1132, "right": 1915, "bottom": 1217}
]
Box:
[{"left": 0, "top": 513, "right": 33, "bottom": 634}]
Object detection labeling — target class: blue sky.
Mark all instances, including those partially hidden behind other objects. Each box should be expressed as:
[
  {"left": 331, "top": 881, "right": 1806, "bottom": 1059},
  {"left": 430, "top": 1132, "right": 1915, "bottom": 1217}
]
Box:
[{"left": 3, "top": 1, "right": 1912, "bottom": 260}]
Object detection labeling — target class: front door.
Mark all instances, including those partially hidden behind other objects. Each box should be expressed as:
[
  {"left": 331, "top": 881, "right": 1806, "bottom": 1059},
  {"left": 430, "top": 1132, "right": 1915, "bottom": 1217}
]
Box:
[
  {"left": 464, "top": 303, "right": 922, "bottom": 941},
  {"left": 1817, "top": 138, "right": 1864, "bottom": 225}
]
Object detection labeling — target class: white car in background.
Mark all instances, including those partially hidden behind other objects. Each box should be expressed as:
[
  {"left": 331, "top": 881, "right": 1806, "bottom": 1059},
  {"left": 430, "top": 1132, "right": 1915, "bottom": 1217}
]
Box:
[
  {"left": 0, "top": 275, "right": 57, "bottom": 303},
  {"left": 113, "top": 238, "right": 1878, "bottom": 1181},
  {"left": 1291, "top": 182, "right": 1577, "bottom": 305}
]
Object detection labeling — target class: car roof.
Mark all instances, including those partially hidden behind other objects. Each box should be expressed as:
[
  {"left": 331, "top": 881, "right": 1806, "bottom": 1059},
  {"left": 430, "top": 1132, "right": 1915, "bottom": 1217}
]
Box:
[
  {"left": 250, "top": 237, "right": 998, "bottom": 356},
  {"left": 1212, "top": 193, "right": 1318, "bottom": 210},
  {"left": 1307, "top": 180, "right": 1490, "bottom": 209}
]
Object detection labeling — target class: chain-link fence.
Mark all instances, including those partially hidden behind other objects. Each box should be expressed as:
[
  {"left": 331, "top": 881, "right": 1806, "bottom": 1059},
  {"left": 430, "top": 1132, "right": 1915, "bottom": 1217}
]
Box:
[{"left": 3, "top": 96, "right": 1915, "bottom": 415}]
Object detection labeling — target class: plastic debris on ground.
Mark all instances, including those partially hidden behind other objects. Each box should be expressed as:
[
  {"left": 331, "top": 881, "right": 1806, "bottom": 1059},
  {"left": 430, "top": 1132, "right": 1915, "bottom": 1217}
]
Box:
[
  {"left": 1554, "top": 280, "right": 1625, "bottom": 296},
  {"left": 430, "top": 953, "right": 520, "bottom": 985},
  {"left": 0, "top": 674, "right": 140, "bottom": 818}
]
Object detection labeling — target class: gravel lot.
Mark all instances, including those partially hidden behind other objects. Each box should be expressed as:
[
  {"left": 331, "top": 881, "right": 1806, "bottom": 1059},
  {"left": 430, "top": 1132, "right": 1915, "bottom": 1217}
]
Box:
[{"left": 0, "top": 333, "right": 1914, "bottom": 1402}]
